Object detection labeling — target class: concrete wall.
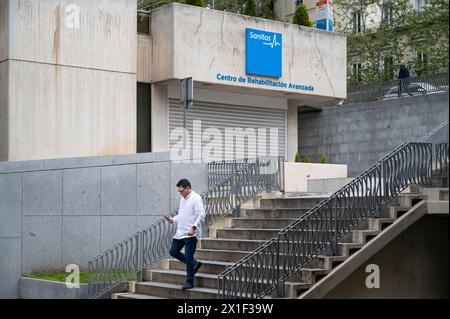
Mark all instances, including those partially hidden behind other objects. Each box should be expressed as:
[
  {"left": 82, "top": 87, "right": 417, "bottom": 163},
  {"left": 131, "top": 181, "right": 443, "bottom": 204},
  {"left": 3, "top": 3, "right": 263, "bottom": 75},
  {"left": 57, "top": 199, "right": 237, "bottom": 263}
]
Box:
[
  {"left": 137, "top": 34, "right": 152, "bottom": 83},
  {"left": 0, "top": 61, "right": 8, "bottom": 161},
  {"left": 298, "top": 92, "right": 449, "bottom": 176},
  {"left": 8, "top": 0, "right": 136, "bottom": 72},
  {"left": 0, "top": 151, "right": 207, "bottom": 299},
  {"left": 0, "top": 0, "right": 8, "bottom": 62},
  {"left": 324, "top": 214, "right": 449, "bottom": 298},
  {"left": 284, "top": 162, "right": 347, "bottom": 192},
  {"left": 2, "top": 0, "right": 137, "bottom": 162},
  {"left": 8, "top": 59, "right": 136, "bottom": 161},
  {"left": 287, "top": 101, "right": 298, "bottom": 162},
  {"left": 151, "top": 3, "right": 346, "bottom": 101}
]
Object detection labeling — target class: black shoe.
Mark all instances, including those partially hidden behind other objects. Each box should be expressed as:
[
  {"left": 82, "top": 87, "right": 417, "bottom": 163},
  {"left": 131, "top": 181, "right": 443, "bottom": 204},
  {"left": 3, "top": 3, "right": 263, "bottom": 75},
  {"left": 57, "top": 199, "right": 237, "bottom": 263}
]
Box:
[
  {"left": 194, "top": 261, "right": 203, "bottom": 274},
  {"left": 181, "top": 283, "right": 194, "bottom": 290}
]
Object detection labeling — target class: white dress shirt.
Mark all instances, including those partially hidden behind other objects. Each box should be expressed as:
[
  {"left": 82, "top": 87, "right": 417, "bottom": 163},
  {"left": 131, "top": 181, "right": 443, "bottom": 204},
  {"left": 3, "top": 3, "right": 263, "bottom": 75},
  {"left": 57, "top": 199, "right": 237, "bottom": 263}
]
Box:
[{"left": 172, "top": 191, "right": 206, "bottom": 240}]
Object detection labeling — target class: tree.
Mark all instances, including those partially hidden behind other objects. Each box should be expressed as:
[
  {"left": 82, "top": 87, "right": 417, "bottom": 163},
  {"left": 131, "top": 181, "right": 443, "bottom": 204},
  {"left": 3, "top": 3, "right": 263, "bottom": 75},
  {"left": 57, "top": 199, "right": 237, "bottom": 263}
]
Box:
[
  {"left": 185, "top": 0, "right": 204, "bottom": 7},
  {"left": 244, "top": 0, "right": 257, "bottom": 16},
  {"left": 334, "top": 0, "right": 448, "bottom": 85},
  {"left": 138, "top": 0, "right": 279, "bottom": 20},
  {"left": 292, "top": 4, "right": 312, "bottom": 27}
]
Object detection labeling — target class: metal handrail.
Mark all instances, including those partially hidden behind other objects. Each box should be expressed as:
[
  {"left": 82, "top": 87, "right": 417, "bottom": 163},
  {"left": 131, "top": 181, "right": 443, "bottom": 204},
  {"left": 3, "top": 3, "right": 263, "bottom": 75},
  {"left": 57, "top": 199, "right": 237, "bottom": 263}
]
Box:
[
  {"left": 326, "top": 72, "right": 448, "bottom": 106},
  {"left": 418, "top": 120, "right": 449, "bottom": 144},
  {"left": 207, "top": 159, "right": 250, "bottom": 188},
  {"left": 218, "top": 122, "right": 448, "bottom": 299},
  {"left": 88, "top": 156, "right": 284, "bottom": 298}
]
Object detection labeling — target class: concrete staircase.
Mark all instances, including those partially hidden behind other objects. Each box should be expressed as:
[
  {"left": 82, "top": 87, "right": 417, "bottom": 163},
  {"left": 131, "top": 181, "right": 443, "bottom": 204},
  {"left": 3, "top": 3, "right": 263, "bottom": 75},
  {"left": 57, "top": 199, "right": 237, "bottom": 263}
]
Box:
[{"left": 112, "top": 186, "right": 448, "bottom": 299}]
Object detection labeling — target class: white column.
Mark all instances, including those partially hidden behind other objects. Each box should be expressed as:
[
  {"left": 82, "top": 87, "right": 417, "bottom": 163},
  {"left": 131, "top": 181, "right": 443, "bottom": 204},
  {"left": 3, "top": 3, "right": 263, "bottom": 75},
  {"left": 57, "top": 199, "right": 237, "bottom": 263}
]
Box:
[{"left": 287, "top": 99, "right": 299, "bottom": 162}]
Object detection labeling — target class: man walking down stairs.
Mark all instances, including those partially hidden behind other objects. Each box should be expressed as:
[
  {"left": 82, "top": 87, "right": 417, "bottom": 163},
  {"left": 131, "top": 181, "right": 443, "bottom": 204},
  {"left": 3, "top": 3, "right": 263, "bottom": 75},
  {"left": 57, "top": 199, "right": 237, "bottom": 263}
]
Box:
[{"left": 167, "top": 179, "right": 205, "bottom": 291}]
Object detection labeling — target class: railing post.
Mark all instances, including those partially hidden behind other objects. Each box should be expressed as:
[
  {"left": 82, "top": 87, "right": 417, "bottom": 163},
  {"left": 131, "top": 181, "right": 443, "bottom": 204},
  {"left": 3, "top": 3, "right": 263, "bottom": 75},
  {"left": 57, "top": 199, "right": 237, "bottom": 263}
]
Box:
[
  {"left": 331, "top": 199, "right": 338, "bottom": 256},
  {"left": 380, "top": 159, "right": 389, "bottom": 218},
  {"left": 136, "top": 231, "right": 143, "bottom": 282},
  {"left": 272, "top": 237, "right": 285, "bottom": 298},
  {"left": 377, "top": 162, "right": 388, "bottom": 218},
  {"left": 278, "top": 157, "right": 285, "bottom": 194}
]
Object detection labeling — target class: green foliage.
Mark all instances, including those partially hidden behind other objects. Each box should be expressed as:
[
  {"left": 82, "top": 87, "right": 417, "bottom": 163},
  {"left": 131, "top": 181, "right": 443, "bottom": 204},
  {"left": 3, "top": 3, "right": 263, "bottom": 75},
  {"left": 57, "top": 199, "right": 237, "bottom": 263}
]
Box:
[
  {"left": 138, "top": 0, "right": 176, "bottom": 11},
  {"left": 185, "top": 0, "right": 204, "bottom": 7},
  {"left": 292, "top": 4, "right": 312, "bottom": 27},
  {"left": 334, "top": 0, "right": 448, "bottom": 86},
  {"left": 320, "top": 154, "right": 328, "bottom": 164},
  {"left": 303, "top": 155, "right": 311, "bottom": 163},
  {"left": 25, "top": 271, "right": 138, "bottom": 284},
  {"left": 244, "top": 0, "right": 257, "bottom": 16},
  {"left": 138, "top": 0, "right": 279, "bottom": 20},
  {"left": 25, "top": 272, "right": 90, "bottom": 284},
  {"left": 294, "top": 152, "right": 301, "bottom": 163}
]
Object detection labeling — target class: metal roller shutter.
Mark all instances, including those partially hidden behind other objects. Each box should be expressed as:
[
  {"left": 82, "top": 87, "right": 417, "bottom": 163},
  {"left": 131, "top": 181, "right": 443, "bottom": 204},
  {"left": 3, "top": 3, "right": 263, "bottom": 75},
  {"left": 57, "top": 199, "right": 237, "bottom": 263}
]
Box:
[{"left": 169, "top": 99, "right": 286, "bottom": 160}]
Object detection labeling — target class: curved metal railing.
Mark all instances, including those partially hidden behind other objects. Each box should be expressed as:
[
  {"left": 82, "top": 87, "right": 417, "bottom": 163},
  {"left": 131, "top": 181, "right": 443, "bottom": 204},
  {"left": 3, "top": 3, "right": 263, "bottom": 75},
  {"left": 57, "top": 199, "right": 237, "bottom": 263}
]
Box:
[
  {"left": 88, "top": 156, "right": 284, "bottom": 299},
  {"left": 207, "top": 159, "right": 251, "bottom": 188},
  {"left": 218, "top": 121, "right": 448, "bottom": 299}
]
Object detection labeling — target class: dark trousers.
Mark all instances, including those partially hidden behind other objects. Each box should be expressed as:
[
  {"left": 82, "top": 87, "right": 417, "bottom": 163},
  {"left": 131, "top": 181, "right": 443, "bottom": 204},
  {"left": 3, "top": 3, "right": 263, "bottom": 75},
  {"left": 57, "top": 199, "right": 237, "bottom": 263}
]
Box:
[
  {"left": 398, "top": 78, "right": 412, "bottom": 97},
  {"left": 169, "top": 237, "right": 198, "bottom": 286}
]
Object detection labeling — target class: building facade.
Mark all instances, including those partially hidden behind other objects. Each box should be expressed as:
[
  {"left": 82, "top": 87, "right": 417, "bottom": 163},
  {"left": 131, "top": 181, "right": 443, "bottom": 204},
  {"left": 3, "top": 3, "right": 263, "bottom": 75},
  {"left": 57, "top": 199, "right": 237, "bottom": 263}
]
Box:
[{"left": 0, "top": 0, "right": 346, "bottom": 163}]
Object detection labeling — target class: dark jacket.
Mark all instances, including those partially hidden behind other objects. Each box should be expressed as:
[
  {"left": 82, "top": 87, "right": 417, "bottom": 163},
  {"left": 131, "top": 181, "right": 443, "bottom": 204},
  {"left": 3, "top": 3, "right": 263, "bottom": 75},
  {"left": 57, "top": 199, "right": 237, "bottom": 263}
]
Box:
[{"left": 398, "top": 65, "right": 410, "bottom": 79}]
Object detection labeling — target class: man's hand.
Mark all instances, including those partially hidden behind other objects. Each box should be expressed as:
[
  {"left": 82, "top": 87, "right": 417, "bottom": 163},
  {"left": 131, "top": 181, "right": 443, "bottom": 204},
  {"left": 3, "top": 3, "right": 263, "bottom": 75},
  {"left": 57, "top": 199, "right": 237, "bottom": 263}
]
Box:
[
  {"left": 167, "top": 217, "right": 174, "bottom": 224},
  {"left": 187, "top": 227, "right": 196, "bottom": 236}
]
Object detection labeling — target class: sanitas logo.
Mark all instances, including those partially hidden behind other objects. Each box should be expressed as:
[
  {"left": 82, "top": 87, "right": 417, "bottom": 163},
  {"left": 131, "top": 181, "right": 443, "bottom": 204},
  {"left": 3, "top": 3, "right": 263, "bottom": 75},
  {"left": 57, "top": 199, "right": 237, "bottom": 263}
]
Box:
[
  {"left": 249, "top": 31, "right": 280, "bottom": 49},
  {"left": 249, "top": 31, "right": 271, "bottom": 42}
]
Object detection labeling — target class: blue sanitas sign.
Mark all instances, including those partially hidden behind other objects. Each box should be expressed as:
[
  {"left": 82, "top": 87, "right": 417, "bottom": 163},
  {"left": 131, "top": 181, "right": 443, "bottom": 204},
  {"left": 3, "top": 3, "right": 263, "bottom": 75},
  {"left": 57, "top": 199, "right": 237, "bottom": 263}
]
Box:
[{"left": 245, "top": 28, "right": 282, "bottom": 78}]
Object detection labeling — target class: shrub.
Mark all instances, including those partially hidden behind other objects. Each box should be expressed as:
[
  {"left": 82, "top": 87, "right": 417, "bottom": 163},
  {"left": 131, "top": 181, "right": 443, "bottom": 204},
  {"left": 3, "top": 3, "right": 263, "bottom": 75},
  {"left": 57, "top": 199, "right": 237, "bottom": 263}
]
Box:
[
  {"left": 185, "top": 0, "right": 204, "bottom": 7},
  {"left": 294, "top": 152, "right": 301, "bottom": 162},
  {"left": 320, "top": 154, "right": 328, "bottom": 164},
  {"left": 244, "top": 0, "right": 257, "bottom": 16},
  {"left": 303, "top": 155, "right": 311, "bottom": 163},
  {"left": 292, "top": 4, "right": 312, "bottom": 27}
]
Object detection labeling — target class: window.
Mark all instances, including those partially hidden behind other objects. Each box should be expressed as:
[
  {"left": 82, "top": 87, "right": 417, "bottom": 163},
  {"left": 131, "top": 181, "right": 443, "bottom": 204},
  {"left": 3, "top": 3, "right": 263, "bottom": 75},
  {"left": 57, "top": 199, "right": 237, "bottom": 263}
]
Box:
[
  {"left": 352, "top": 62, "right": 362, "bottom": 82},
  {"left": 415, "top": 51, "right": 428, "bottom": 75},
  {"left": 137, "top": 83, "right": 151, "bottom": 153},
  {"left": 381, "top": 3, "right": 393, "bottom": 24},
  {"left": 351, "top": 11, "right": 362, "bottom": 33},
  {"left": 413, "top": 0, "right": 427, "bottom": 12},
  {"left": 383, "top": 56, "right": 394, "bottom": 80}
]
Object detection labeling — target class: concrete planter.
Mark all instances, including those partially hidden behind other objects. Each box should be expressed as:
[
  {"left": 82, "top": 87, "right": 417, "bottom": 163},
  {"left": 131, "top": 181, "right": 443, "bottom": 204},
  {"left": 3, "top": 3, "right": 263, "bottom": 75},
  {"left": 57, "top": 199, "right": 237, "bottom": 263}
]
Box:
[
  {"left": 284, "top": 162, "right": 348, "bottom": 193},
  {"left": 19, "top": 277, "right": 89, "bottom": 299}
]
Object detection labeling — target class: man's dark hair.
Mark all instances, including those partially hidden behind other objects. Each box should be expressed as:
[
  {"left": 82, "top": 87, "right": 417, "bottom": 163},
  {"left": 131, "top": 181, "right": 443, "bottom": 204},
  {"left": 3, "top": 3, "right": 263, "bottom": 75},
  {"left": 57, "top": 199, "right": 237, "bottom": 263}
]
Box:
[{"left": 176, "top": 179, "right": 192, "bottom": 188}]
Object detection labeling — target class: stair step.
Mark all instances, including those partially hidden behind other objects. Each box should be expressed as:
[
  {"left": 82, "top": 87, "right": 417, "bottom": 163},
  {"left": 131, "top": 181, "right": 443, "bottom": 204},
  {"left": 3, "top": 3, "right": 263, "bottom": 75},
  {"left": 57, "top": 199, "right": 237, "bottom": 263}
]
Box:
[
  {"left": 134, "top": 281, "right": 218, "bottom": 299},
  {"left": 259, "top": 197, "right": 327, "bottom": 209},
  {"left": 146, "top": 269, "right": 219, "bottom": 289},
  {"left": 200, "top": 238, "right": 266, "bottom": 251},
  {"left": 195, "top": 248, "right": 252, "bottom": 263},
  {"left": 231, "top": 218, "right": 297, "bottom": 229},
  {"left": 215, "top": 228, "right": 282, "bottom": 240},
  {"left": 165, "top": 259, "right": 234, "bottom": 275},
  {"left": 113, "top": 292, "right": 167, "bottom": 299},
  {"left": 242, "top": 208, "right": 312, "bottom": 218}
]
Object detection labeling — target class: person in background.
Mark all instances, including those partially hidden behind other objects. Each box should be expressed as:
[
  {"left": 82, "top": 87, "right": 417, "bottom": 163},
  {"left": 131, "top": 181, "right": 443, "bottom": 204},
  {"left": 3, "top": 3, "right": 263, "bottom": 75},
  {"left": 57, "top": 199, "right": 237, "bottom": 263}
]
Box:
[
  {"left": 398, "top": 60, "right": 413, "bottom": 97},
  {"left": 167, "top": 179, "right": 205, "bottom": 290}
]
